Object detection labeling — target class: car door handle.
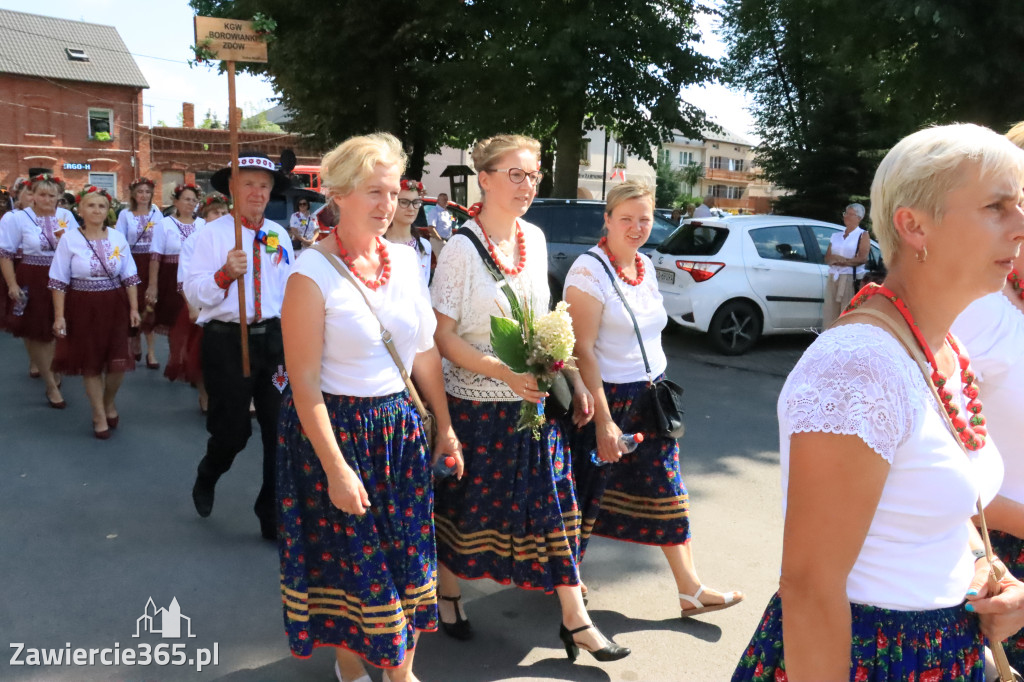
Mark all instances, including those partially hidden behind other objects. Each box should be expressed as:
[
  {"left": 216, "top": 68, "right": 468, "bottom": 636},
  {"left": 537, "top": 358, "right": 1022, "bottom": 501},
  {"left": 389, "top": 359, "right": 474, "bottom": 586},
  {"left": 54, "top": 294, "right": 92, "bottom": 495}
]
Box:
[
  {"left": 554, "top": 253, "right": 567, "bottom": 260},
  {"left": 752, "top": 265, "right": 771, "bottom": 271}
]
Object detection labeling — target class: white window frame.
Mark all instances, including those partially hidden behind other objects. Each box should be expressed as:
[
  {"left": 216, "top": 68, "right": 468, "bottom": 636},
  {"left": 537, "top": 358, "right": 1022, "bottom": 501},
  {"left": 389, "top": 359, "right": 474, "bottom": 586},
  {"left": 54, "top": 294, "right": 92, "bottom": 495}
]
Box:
[
  {"left": 88, "top": 172, "right": 117, "bottom": 195},
  {"left": 613, "top": 141, "right": 627, "bottom": 165},
  {"left": 709, "top": 156, "right": 724, "bottom": 170},
  {"left": 580, "top": 138, "right": 591, "bottom": 165},
  {"left": 88, "top": 108, "right": 113, "bottom": 139}
]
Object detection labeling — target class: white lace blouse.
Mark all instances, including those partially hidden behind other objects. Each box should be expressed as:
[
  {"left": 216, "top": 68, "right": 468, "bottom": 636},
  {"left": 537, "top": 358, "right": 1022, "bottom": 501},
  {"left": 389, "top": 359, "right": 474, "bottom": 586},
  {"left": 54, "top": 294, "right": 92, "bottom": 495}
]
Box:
[
  {"left": 563, "top": 247, "right": 668, "bottom": 383},
  {"left": 953, "top": 292, "right": 1024, "bottom": 505},
  {"left": 779, "top": 323, "right": 1003, "bottom": 611},
  {"left": 430, "top": 219, "right": 549, "bottom": 401}
]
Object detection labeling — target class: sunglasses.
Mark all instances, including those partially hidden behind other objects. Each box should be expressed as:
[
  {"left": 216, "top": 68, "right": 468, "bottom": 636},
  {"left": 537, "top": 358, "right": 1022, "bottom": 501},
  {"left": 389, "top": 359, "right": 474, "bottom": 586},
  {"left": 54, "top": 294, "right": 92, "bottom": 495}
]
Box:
[
  {"left": 487, "top": 167, "right": 544, "bottom": 185},
  {"left": 398, "top": 198, "right": 424, "bottom": 209}
]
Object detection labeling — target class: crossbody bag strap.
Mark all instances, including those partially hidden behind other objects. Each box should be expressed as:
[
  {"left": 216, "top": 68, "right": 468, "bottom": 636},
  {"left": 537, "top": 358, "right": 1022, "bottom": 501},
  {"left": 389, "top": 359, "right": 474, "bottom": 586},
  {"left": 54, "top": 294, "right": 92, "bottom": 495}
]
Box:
[
  {"left": 311, "top": 246, "right": 431, "bottom": 419},
  {"left": 80, "top": 229, "right": 121, "bottom": 284},
  {"left": 583, "top": 251, "right": 652, "bottom": 378}
]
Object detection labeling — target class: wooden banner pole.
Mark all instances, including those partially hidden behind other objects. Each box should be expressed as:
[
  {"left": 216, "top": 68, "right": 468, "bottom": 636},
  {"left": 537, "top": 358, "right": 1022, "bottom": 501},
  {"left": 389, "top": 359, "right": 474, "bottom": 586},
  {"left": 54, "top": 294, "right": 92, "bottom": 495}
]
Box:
[{"left": 227, "top": 59, "right": 250, "bottom": 377}]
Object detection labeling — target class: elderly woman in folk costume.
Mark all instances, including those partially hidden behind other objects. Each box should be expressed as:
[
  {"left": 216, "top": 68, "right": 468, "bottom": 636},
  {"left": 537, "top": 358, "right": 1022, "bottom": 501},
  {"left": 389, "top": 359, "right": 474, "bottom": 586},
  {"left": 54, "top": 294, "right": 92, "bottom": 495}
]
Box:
[
  {"left": 0, "top": 177, "right": 32, "bottom": 341},
  {"left": 114, "top": 177, "right": 162, "bottom": 367}
]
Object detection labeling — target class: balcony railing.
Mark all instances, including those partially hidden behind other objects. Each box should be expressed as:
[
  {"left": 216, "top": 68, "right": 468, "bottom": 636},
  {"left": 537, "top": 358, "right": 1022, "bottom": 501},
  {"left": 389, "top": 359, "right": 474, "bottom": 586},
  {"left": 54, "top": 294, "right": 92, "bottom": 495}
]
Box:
[{"left": 705, "top": 168, "right": 755, "bottom": 182}]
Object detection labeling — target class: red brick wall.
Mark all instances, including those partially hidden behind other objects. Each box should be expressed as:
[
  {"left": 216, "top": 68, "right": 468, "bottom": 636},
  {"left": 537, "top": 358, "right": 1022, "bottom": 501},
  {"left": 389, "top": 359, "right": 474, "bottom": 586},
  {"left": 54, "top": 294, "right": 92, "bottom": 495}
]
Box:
[{"left": 0, "top": 74, "right": 143, "bottom": 200}]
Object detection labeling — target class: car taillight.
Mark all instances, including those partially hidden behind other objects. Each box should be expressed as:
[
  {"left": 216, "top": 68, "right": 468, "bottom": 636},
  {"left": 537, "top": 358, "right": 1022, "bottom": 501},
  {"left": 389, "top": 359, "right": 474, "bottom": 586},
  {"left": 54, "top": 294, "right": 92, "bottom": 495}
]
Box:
[{"left": 675, "top": 260, "right": 724, "bottom": 282}]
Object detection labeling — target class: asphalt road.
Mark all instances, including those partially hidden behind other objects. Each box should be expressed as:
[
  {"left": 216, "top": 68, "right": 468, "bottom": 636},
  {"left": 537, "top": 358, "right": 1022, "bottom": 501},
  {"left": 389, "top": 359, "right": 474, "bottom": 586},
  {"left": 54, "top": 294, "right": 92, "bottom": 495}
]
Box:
[{"left": 0, "top": 327, "right": 816, "bottom": 682}]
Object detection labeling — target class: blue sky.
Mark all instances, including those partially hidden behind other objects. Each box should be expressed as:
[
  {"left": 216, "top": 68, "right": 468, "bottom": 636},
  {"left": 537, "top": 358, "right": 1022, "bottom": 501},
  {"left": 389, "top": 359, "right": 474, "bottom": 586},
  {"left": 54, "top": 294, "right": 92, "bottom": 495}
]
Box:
[{"left": 3, "top": 0, "right": 757, "bottom": 142}]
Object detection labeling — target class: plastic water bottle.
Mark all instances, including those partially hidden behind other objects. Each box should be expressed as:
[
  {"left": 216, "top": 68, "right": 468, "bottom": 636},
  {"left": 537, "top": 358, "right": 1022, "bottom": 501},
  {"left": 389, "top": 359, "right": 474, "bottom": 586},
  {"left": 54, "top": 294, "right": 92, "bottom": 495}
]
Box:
[
  {"left": 590, "top": 433, "right": 644, "bottom": 467},
  {"left": 433, "top": 455, "right": 458, "bottom": 479},
  {"left": 12, "top": 286, "right": 27, "bottom": 317}
]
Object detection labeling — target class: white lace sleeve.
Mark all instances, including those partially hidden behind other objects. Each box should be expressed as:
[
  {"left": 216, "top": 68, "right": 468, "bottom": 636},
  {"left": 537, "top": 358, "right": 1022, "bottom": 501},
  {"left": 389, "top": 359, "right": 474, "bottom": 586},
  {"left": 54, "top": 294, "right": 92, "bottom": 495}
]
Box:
[
  {"left": 564, "top": 256, "right": 605, "bottom": 304},
  {"left": 782, "top": 325, "right": 920, "bottom": 463},
  {"left": 430, "top": 234, "right": 472, "bottom": 321}
]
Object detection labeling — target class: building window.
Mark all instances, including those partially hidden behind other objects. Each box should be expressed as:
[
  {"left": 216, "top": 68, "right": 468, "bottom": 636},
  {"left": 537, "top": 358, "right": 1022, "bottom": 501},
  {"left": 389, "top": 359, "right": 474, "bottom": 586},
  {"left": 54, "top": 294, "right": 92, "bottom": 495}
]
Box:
[
  {"left": 66, "top": 47, "right": 90, "bottom": 62},
  {"left": 728, "top": 186, "right": 744, "bottom": 199},
  {"left": 580, "top": 138, "right": 591, "bottom": 165},
  {"left": 730, "top": 158, "right": 745, "bottom": 172},
  {"left": 88, "top": 109, "right": 113, "bottom": 140},
  {"left": 709, "top": 156, "right": 724, "bottom": 170},
  {"left": 679, "top": 151, "right": 694, "bottom": 166},
  {"left": 88, "top": 172, "right": 117, "bottom": 196},
  {"left": 613, "top": 141, "right": 627, "bottom": 166}
]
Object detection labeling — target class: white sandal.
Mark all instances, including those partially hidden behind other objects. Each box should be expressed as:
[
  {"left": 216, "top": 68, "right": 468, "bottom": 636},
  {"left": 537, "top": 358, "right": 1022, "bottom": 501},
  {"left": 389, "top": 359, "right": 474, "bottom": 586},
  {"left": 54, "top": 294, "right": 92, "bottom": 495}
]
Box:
[
  {"left": 334, "top": 660, "right": 371, "bottom": 682},
  {"left": 679, "top": 585, "right": 744, "bottom": 618}
]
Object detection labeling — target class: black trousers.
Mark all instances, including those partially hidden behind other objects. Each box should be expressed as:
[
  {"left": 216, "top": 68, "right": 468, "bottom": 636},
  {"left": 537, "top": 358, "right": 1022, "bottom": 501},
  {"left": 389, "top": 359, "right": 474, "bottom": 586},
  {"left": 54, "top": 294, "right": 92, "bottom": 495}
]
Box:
[{"left": 199, "top": 319, "right": 285, "bottom": 525}]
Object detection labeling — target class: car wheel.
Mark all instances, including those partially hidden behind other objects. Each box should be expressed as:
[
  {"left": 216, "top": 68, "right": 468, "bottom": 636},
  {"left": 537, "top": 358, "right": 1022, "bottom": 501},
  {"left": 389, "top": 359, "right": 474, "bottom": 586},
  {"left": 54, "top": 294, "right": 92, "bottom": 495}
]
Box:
[{"left": 708, "top": 300, "right": 762, "bottom": 355}]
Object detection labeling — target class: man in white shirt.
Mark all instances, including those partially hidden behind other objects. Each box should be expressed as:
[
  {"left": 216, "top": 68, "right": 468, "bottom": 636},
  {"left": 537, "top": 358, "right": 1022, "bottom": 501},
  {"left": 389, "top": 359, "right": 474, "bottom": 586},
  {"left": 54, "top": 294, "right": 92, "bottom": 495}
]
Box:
[
  {"left": 692, "top": 196, "right": 715, "bottom": 218},
  {"left": 185, "top": 152, "right": 294, "bottom": 541},
  {"left": 429, "top": 192, "right": 455, "bottom": 240}
]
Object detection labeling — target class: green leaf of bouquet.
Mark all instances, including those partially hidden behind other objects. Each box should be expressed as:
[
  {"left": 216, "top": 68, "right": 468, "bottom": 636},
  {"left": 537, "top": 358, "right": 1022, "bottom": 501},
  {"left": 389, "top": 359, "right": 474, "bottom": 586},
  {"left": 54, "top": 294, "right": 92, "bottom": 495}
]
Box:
[{"left": 490, "top": 316, "right": 528, "bottom": 373}]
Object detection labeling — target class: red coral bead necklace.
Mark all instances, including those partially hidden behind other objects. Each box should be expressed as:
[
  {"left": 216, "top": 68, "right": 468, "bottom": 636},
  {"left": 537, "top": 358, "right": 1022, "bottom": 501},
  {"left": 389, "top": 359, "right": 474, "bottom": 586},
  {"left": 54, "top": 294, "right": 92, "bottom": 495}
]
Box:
[
  {"left": 476, "top": 212, "right": 527, "bottom": 276},
  {"left": 598, "top": 236, "right": 644, "bottom": 286},
  {"left": 844, "top": 283, "right": 987, "bottom": 450},
  {"left": 1008, "top": 269, "right": 1024, "bottom": 299},
  {"left": 333, "top": 230, "right": 391, "bottom": 290}
]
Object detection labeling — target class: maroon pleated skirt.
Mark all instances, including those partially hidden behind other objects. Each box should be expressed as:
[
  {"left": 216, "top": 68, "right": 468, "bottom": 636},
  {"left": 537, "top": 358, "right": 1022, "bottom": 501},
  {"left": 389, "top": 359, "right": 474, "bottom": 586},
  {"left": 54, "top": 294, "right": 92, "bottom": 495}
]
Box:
[
  {"left": 0, "top": 268, "right": 8, "bottom": 333},
  {"left": 164, "top": 304, "right": 203, "bottom": 384},
  {"left": 9, "top": 261, "right": 54, "bottom": 342},
  {"left": 52, "top": 286, "right": 135, "bottom": 376},
  {"left": 152, "top": 258, "right": 183, "bottom": 334},
  {"left": 132, "top": 251, "right": 155, "bottom": 335}
]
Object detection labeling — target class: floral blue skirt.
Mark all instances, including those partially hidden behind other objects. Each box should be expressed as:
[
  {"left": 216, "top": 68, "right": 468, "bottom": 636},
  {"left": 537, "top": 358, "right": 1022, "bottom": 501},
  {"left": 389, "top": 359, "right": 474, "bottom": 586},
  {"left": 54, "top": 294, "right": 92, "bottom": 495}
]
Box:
[
  {"left": 572, "top": 378, "right": 689, "bottom": 556},
  {"left": 433, "top": 396, "right": 582, "bottom": 592},
  {"left": 276, "top": 390, "right": 437, "bottom": 668},
  {"left": 732, "top": 592, "right": 985, "bottom": 682},
  {"left": 990, "top": 530, "right": 1024, "bottom": 671}
]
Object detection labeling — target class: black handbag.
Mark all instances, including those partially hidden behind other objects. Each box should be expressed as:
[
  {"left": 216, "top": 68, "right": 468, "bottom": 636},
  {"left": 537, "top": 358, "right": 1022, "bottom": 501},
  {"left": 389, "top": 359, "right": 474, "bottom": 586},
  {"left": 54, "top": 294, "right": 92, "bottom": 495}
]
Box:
[
  {"left": 455, "top": 226, "right": 574, "bottom": 421},
  {"left": 584, "top": 252, "right": 685, "bottom": 439}
]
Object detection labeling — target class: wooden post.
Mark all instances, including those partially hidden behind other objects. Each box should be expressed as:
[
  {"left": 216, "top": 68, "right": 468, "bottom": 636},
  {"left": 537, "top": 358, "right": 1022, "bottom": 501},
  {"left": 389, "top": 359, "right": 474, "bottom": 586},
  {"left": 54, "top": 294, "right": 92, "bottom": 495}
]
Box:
[{"left": 227, "top": 60, "right": 250, "bottom": 377}]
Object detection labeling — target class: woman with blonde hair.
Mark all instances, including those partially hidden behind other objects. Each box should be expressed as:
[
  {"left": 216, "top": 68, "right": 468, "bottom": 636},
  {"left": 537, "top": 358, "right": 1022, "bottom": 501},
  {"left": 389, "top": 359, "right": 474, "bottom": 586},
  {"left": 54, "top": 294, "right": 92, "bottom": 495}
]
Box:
[
  {"left": 733, "top": 123, "right": 1024, "bottom": 681},
  {"left": 49, "top": 186, "right": 141, "bottom": 438},
  {"left": 566, "top": 180, "right": 743, "bottom": 621},
  {"left": 430, "top": 134, "right": 629, "bottom": 662},
  {"left": 114, "top": 177, "right": 161, "bottom": 367},
  {"left": 278, "top": 133, "right": 460, "bottom": 682},
  {"left": 0, "top": 174, "right": 74, "bottom": 408}
]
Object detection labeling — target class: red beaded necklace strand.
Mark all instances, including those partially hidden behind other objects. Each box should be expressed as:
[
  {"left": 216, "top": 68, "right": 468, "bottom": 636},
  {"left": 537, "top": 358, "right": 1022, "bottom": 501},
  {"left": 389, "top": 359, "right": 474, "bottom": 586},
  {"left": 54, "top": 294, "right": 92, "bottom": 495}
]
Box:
[
  {"left": 1008, "top": 269, "right": 1024, "bottom": 300},
  {"left": 598, "top": 236, "right": 645, "bottom": 286},
  {"left": 333, "top": 231, "right": 391, "bottom": 290},
  {"left": 475, "top": 214, "right": 527, "bottom": 276},
  {"left": 844, "top": 283, "right": 987, "bottom": 450}
]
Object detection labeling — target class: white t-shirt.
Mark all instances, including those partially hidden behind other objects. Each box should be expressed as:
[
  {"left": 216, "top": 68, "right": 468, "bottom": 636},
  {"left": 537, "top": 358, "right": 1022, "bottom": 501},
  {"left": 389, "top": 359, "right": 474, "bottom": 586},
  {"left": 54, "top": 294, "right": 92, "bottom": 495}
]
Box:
[
  {"left": 828, "top": 227, "right": 867, "bottom": 280},
  {"left": 779, "top": 323, "right": 1003, "bottom": 611},
  {"left": 386, "top": 235, "right": 431, "bottom": 286},
  {"left": 430, "top": 206, "right": 454, "bottom": 239},
  {"left": 151, "top": 216, "right": 204, "bottom": 259},
  {"left": 431, "top": 219, "right": 549, "bottom": 401},
  {"left": 183, "top": 214, "right": 293, "bottom": 325},
  {"left": 0, "top": 207, "right": 76, "bottom": 261},
  {"left": 288, "top": 245, "right": 436, "bottom": 397},
  {"left": 48, "top": 227, "right": 140, "bottom": 290},
  {"left": 113, "top": 206, "right": 162, "bottom": 253},
  {"left": 563, "top": 247, "right": 668, "bottom": 383},
  {"left": 692, "top": 204, "right": 712, "bottom": 218},
  {"left": 953, "top": 292, "right": 1024, "bottom": 505}
]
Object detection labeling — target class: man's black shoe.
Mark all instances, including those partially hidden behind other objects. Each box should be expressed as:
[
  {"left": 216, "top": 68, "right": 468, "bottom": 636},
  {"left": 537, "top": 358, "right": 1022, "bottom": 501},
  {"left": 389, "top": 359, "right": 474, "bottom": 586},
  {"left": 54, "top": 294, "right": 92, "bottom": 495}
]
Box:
[{"left": 192, "top": 476, "right": 215, "bottom": 518}]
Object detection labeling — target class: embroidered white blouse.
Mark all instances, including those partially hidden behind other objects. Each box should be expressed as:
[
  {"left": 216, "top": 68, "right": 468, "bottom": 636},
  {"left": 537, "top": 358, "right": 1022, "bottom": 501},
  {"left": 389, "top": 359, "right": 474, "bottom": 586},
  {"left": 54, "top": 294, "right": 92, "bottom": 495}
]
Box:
[
  {"left": 779, "top": 323, "right": 1003, "bottom": 610},
  {"left": 289, "top": 245, "right": 436, "bottom": 397},
  {"left": 151, "top": 216, "right": 204, "bottom": 261},
  {"left": 47, "top": 227, "right": 140, "bottom": 291},
  {"left": 430, "top": 219, "right": 549, "bottom": 401},
  {"left": 563, "top": 247, "right": 668, "bottom": 383},
  {"left": 0, "top": 208, "right": 77, "bottom": 262},
  {"left": 289, "top": 212, "right": 316, "bottom": 241},
  {"left": 953, "top": 292, "right": 1024, "bottom": 506},
  {"left": 113, "top": 206, "right": 162, "bottom": 254}
]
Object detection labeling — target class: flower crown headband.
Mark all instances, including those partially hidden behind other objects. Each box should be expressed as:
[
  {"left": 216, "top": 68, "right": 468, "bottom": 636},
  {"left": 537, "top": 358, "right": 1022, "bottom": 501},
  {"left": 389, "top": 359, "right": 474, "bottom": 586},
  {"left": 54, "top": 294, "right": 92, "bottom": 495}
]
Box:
[
  {"left": 32, "top": 173, "right": 64, "bottom": 187},
  {"left": 173, "top": 183, "right": 203, "bottom": 199},
  {"left": 13, "top": 178, "right": 31, "bottom": 193},
  {"left": 400, "top": 179, "right": 425, "bottom": 194},
  {"left": 130, "top": 177, "right": 155, "bottom": 191},
  {"left": 76, "top": 185, "right": 113, "bottom": 204},
  {"left": 202, "top": 194, "right": 228, "bottom": 208}
]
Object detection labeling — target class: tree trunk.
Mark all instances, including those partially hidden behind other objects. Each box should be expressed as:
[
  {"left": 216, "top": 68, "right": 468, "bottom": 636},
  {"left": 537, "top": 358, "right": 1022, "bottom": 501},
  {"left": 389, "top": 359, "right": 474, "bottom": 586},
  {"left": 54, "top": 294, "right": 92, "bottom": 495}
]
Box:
[
  {"left": 408, "top": 126, "right": 427, "bottom": 180},
  {"left": 553, "top": 96, "right": 585, "bottom": 198},
  {"left": 375, "top": 66, "right": 398, "bottom": 134},
  {"left": 538, "top": 135, "right": 555, "bottom": 198}
]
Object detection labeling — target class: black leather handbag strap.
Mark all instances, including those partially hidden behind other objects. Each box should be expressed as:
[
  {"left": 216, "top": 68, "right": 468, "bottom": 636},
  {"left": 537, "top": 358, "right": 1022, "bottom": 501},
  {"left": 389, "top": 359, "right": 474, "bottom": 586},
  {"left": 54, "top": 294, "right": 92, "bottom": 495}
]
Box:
[{"left": 583, "top": 251, "right": 652, "bottom": 379}]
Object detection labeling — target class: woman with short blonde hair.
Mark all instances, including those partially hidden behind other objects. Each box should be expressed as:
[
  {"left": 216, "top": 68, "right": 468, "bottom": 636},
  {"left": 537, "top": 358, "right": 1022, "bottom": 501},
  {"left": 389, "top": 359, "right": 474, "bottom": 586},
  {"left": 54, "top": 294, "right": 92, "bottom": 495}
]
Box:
[{"left": 277, "top": 132, "right": 459, "bottom": 682}]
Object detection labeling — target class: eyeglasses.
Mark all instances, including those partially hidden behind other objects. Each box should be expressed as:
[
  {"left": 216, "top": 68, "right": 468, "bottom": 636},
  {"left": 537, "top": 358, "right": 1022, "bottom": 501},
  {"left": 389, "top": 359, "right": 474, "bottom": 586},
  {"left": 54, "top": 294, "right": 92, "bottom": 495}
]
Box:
[
  {"left": 487, "top": 167, "right": 544, "bottom": 185},
  {"left": 397, "top": 198, "right": 424, "bottom": 209}
]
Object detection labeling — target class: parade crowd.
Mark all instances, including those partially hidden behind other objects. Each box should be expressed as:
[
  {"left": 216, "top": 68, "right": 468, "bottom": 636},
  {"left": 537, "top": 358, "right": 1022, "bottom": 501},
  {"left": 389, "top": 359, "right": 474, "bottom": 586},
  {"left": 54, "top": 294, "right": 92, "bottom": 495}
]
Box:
[{"left": 9, "top": 120, "right": 1024, "bottom": 682}]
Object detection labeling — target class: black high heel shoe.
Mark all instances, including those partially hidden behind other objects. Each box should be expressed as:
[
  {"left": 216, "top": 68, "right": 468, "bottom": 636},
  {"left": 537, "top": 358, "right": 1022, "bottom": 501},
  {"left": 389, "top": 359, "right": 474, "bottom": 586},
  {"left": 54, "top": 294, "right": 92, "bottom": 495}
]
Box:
[
  {"left": 439, "top": 594, "right": 473, "bottom": 640},
  {"left": 559, "top": 623, "right": 630, "bottom": 663}
]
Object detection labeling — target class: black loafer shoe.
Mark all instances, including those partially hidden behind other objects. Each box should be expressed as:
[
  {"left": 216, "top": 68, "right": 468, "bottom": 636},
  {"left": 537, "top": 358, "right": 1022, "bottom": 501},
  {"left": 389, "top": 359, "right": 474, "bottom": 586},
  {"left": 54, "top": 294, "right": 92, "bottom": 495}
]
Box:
[{"left": 192, "top": 476, "right": 215, "bottom": 518}]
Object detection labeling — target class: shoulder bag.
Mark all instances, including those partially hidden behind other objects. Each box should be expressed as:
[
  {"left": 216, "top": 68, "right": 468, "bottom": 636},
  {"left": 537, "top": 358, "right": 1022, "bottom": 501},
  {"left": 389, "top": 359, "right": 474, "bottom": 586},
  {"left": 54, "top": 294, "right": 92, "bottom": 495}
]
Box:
[
  {"left": 583, "top": 251, "right": 685, "bottom": 439},
  {"left": 313, "top": 247, "right": 436, "bottom": 444},
  {"left": 839, "top": 307, "right": 1020, "bottom": 682},
  {"left": 454, "top": 226, "right": 574, "bottom": 420}
]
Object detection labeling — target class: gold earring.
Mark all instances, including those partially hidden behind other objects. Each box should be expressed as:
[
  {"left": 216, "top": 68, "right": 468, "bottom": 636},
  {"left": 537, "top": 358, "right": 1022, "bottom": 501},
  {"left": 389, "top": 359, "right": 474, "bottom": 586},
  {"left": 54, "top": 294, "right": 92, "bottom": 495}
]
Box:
[{"left": 916, "top": 247, "right": 928, "bottom": 263}]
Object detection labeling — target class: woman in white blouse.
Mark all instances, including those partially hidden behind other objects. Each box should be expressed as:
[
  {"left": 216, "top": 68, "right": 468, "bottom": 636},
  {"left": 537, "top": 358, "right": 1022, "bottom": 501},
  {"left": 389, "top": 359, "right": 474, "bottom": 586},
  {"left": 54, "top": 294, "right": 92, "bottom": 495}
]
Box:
[
  {"left": 822, "top": 203, "right": 870, "bottom": 326},
  {"left": 431, "top": 134, "right": 629, "bottom": 663},
  {"left": 114, "top": 178, "right": 161, "bottom": 367},
  {"left": 288, "top": 198, "right": 316, "bottom": 251},
  {"left": 565, "top": 181, "right": 743, "bottom": 621},
  {"left": 278, "top": 134, "right": 460, "bottom": 682},
  {"left": 384, "top": 179, "right": 431, "bottom": 285},
  {"left": 0, "top": 177, "right": 32, "bottom": 341},
  {"left": 147, "top": 184, "right": 203, "bottom": 367},
  {"left": 49, "top": 187, "right": 141, "bottom": 439},
  {"left": 732, "top": 124, "right": 1024, "bottom": 681},
  {"left": 0, "top": 174, "right": 75, "bottom": 409}
]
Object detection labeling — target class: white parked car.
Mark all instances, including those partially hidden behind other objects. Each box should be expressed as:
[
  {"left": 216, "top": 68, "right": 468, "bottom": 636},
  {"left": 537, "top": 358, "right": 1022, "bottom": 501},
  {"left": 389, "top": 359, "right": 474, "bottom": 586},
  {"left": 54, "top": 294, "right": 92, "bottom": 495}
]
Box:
[{"left": 652, "top": 215, "right": 883, "bottom": 354}]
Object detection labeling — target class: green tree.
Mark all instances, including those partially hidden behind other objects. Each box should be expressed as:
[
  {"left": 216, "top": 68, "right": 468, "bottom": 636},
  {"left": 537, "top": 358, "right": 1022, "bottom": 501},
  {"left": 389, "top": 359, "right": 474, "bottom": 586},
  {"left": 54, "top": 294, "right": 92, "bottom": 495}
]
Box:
[
  {"left": 679, "top": 162, "right": 704, "bottom": 198},
  {"left": 655, "top": 161, "right": 687, "bottom": 208}
]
